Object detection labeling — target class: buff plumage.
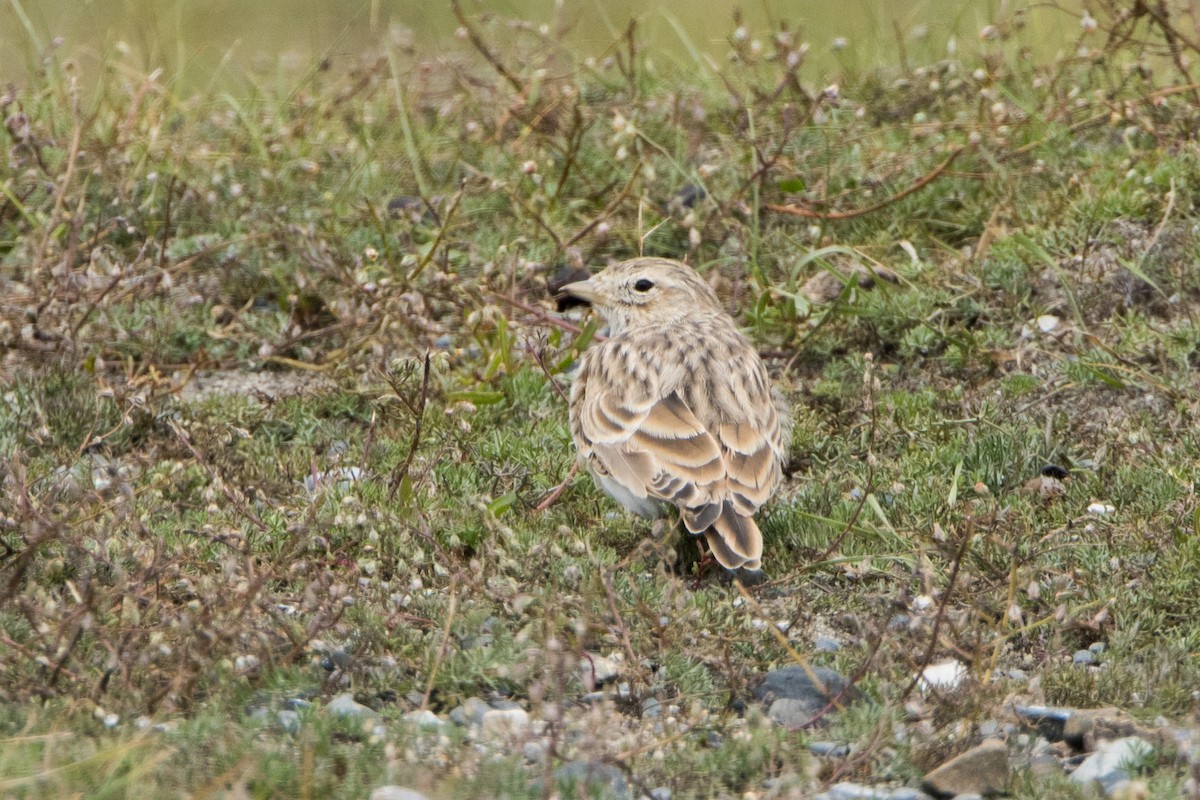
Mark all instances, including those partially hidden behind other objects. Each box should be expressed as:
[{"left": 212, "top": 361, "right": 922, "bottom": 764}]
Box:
[{"left": 564, "top": 257, "right": 788, "bottom": 572}]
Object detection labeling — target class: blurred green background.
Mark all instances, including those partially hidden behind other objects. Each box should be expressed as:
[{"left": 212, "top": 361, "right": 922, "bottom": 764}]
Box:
[{"left": 2, "top": 0, "right": 1079, "bottom": 90}]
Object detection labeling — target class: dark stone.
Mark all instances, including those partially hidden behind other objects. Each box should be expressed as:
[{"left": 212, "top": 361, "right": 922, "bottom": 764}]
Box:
[
  {"left": 1040, "top": 464, "right": 1070, "bottom": 480},
  {"left": 1014, "top": 705, "right": 1073, "bottom": 742},
  {"left": 753, "top": 665, "right": 861, "bottom": 727},
  {"left": 548, "top": 265, "right": 594, "bottom": 311}
]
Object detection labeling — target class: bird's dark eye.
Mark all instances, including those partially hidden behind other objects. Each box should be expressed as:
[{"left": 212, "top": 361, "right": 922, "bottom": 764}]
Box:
[{"left": 634, "top": 278, "right": 655, "bottom": 292}]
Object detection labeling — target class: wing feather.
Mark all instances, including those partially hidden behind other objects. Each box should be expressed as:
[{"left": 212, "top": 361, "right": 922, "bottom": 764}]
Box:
[{"left": 569, "top": 334, "right": 784, "bottom": 570}]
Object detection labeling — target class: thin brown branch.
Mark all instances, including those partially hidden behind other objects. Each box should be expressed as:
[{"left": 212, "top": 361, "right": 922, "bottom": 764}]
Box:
[{"left": 766, "top": 147, "right": 965, "bottom": 220}]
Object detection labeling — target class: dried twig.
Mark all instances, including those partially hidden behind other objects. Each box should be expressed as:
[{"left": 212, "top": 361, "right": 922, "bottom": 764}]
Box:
[
  {"left": 387, "top": 353, "right": 432, "bottom": 502},
  {"left": 766, "top": 147, "right": 965, "bottom": 220}
]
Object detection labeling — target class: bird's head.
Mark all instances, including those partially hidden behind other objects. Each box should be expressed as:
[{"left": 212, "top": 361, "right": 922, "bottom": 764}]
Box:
[{"left": 559, "top": 257, "right": 722, "bottom": 334}]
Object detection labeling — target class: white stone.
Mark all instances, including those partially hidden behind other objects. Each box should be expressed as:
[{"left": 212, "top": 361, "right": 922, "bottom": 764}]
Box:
[
  {"left": 370, "top": 788, "right": 430, "bottom": 800},
  {"left": 916, "top": 660, "right": 968, "bottom": 691},
  {"left": 1037, "top": 314, "right": 1060, "bottom": 333},
  {"left": 1070, "top": 736, "right": 1153, "bottom": 790}
]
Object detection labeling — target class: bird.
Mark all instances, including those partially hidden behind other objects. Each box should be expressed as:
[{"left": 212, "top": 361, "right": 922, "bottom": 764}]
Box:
[{"left": 561, "top": 257, "right": 789, "bottom": 575}]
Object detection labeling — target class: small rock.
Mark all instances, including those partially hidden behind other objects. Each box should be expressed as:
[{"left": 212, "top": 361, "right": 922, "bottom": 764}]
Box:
[
  {"left": 277, "top": 710, "right": 301, "bottom": 734},
  {"left": 921, "top": 738, "right": 1009, "bottom": 797},
  {"left": 649, "top": 788, "right": 672, "bottom": 800},
  {"left": 551, "top": 760, "right": 630, "bottom": 800},
  {"left": 1073, "top": 649, "right": 1096, "bottom": 666},
  {"left": 1062, "top": 708, "right": 1151, "bottom": 750},
  {"left": 403, "top": 709, "right": 444, "bottom": 729},
  {"left": 327, "top": 693, "right": 376, "bottom": 718},
  {"left": 1014, "top": 705, "right": 1073, "bottom": 741},
  {"left": 370, "top": 787, "right": 431, "bottom": 800},
  {"left": 814, "top": 636, "right": 842, "bottom": 653},
  {"left": 1070, "top": 736, "right": 1153, "bottom": 793},
  {"left": 808, "top": 741, "right": 853, "bottom": 757},
  {"left": 916, "top": 660, "right": 968, "bottom": 692},
  {"left": 1036, "top": 314, "right": 1060, "bottom": 333},
  {"left": 641, "top": 697, "right": 663, "bottom": 717},
  {"left": 816, "top": 783, "right": 930, "bottom": 800},
  {"left": 1028, "top": 753, "right": 1064, "bottom": 780},
  {"left": 480, "top": 708, "right": 529, "bottom": 742},
  {"left": 753, "top": 665, "right": 860, "bottom": 727},
  {"left": 449, "top": 697, "right": 491, "bottom": 728},
  {"left": 522, "top": 740, "right": 547, "bottom": 762},
  {"left": 1087, "top": 502, "right": 1116, "bottom": 515}
]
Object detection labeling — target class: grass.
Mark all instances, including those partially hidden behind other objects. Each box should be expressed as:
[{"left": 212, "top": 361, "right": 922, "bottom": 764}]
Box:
[{"left": 3, "top": 1, "right": 1200, "bottom": 797}]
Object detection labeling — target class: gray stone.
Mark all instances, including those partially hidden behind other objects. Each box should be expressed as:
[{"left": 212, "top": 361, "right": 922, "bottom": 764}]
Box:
[
  {"left": 921, "top": 738, "right": 1009, "bottom": 797},
  {"left": 552, "top": 761, "right": 630, "bottom": 800},
  {"left": 522, "top": 740, "right": 547, "bottom": 762},
  {"left": 814, "top": 636, "right": 842, "bottom": 652},
  {"left": 1073, "top": 649, "right": 1095, "bottom": 666},
  {"left": 327, "top": 693, "right": 376, "bottom": 718},
  {"left": 449, "top": 697, "right": 490, "bottom": 728},
  {"left": 1014, "top": 705, "right": 1072, "bottom": 742},
  {"left": 580, "top": 653, "right": 621, "bottom": 687},
  {"left": 808, "top": 741, "right": 852, "bottom": 757},
  {"left": 754, "top": 665, "right": 860, "bottom": 727},
  {"left": 649, "top": 788, "right": 672, "bottom": 800},
  {"left": 277, "top": 709, "right": 301, "bottom": 733},
  {"left": 369, "top": 788, "right": 430, "bottom": 800},
  {"left": 816, "top": 783, "right": 929, "bottom": 800},
  {"left": 402, "top": 709, "right": 444, "bottom": 729},
  {"left": 480, "top": 707, "right": 529, "bottom": 742},
  {"left": 1070, "top": 736, "right": 1154, "bottom": 793},
  {"left": 641, "top": 697, "right": 663, "bottom": 717}
]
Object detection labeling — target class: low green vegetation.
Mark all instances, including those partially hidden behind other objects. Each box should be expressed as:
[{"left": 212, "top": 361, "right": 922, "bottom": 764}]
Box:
[{"left": 2, "top": 2, "right": 1200, "bottom": 797}]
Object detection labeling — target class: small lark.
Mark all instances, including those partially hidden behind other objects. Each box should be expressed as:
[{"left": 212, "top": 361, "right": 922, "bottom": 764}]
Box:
[{"left": 563, "top": 257, "right": 788, "bottom": 574}]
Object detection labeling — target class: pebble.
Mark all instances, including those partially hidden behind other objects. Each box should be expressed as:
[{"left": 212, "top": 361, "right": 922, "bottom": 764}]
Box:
[
  {"left": 920, "top": 738, "right": 1009, "bottom": 798},
  {"left": 369, "top": 788, "right": 430, "bottom": 800},
  {"left": 1070, "top": 737, "right": 1153, "bottom": 793},
  {"left": 580, "top": 653, "right": 621, "bottom": 687},
  {"left": 277, "top": 710, "right": 301, "bottom": 734},
  {"left": 479, "top": 708, "right": 530, "bottom": 742},
  {"left": 754, "top": 665, "right": 860, "bottom": 728},
  {"left": 1014, "top": 705, "right": 1072, "bottom": 741},
  {"left": 449, "top": 697, "right": 490, "bottom": 728},
  {"left": 327, "top": 693, "right": 376, "bottom": 718},
  {"left": 403, "top": 709, "right": 444, "bottom": 729},
  {"left": 916, "top": 660, "right": 968, "bottom": 692},
  {"left": 550, "top": 761, "right": 630, "bottom": 800},
  {"left": 814, "top": 636, "right": 842, "bottom": 652},
  {"left": 815, "top": 783, "right": 931, "bottom": 800},
  {"left": 808, "top": 741, "right": 853, "bottom": 757},
  {"left": 1072, "top": 649, "right": 1096, "bottom": 666}
]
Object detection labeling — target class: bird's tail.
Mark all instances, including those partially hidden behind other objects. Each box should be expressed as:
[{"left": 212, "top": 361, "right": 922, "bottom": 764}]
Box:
[{"left": 699, "top": 504, "right": 763, "bottom": 571}]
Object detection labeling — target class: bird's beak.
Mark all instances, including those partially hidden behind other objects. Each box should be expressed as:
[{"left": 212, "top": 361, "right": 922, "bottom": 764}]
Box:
[{"left": 560, "top": 279, "right": 602, "bottom": 305}]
